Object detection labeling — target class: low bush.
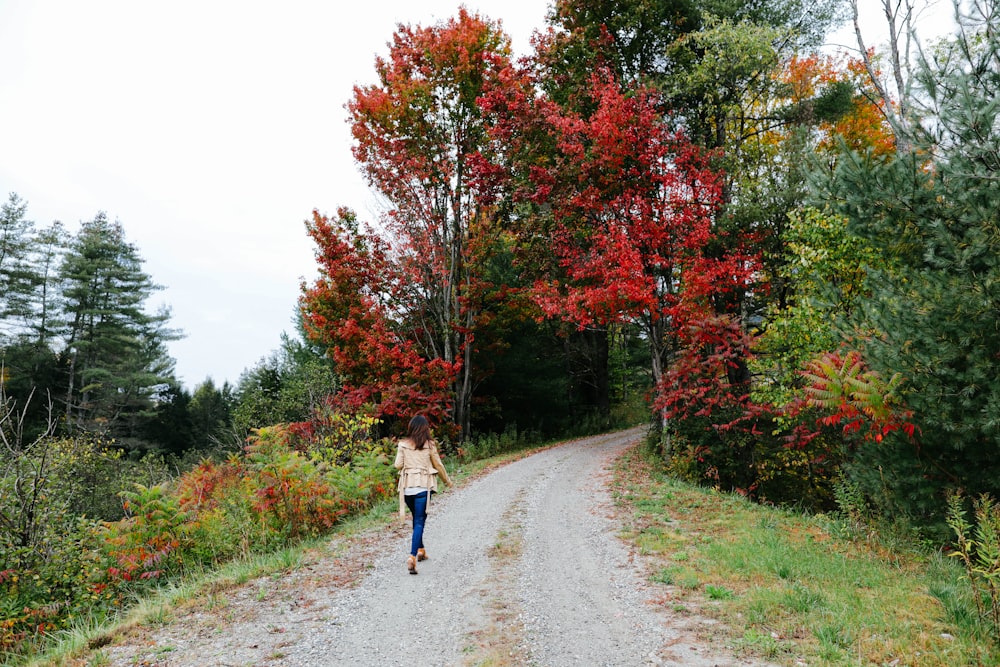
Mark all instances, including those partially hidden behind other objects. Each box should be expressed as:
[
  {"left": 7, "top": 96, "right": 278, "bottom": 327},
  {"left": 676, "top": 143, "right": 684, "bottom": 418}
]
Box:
[
  {"left": 459, "top": 425, "right": 538, "bottom": 461},
  {"left": 1, "top": 412, "right": 397, "bottom": 663}
]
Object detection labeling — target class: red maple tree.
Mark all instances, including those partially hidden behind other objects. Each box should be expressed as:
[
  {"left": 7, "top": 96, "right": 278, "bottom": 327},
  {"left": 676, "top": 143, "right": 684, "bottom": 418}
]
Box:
[
  {"left": 480, "top": 68, "right": 757, "bottom": 402},
  {"left": 299, "top": 209, "right": 455, "bottom": 424},
  {"left": 347, "top": 9, "right": 511, "bottom": 437}
]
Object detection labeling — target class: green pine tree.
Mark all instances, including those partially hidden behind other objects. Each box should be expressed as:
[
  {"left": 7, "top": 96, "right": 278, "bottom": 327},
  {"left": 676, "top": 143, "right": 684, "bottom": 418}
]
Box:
[
  {"left": 187, "top": 377, "right": 234, "bottom": 449},
  {"left": 0, "top": 193, "right": 38, "bottom": 339},
  {"left": 819, "top": 0, "right": 1000, "bottom": 529},
  {"left": 59, "top": 213, "right": 179, "bottom": 442}
]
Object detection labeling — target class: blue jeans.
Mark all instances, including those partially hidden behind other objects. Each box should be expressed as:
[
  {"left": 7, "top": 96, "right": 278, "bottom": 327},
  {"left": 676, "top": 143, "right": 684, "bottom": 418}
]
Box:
[{"left": 404, "top": 491, "right": 429, "bottom": 557}]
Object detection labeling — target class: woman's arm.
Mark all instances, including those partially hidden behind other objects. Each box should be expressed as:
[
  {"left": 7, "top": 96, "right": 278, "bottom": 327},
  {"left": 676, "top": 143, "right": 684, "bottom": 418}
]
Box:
[
  {"left": 429, "top": 445, "right": 452, "bottom": 487},
  {"left": 393, "top": 442, "right": 404, "bottom": 470}
]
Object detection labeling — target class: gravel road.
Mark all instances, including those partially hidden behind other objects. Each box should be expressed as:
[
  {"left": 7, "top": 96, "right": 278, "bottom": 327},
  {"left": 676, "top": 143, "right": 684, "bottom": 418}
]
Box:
[{"left": 104, "top": 428, "right": 772, "bottom": 667}]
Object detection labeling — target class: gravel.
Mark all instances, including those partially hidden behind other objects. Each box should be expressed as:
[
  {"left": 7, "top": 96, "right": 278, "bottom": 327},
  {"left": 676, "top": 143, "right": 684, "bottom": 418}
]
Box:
[{"left": 103, "top": 428, "right": 776, "bottom": 667}]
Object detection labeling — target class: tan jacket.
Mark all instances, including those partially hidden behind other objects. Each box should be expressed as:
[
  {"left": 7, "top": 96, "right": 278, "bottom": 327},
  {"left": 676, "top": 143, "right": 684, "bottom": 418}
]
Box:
[{"left": 394, "top": 439, "right": 452, "bottom": 516}]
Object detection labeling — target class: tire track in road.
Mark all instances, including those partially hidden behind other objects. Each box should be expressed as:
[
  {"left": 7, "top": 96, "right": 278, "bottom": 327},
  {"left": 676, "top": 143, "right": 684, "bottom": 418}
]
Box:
[
  {"left": 510, "top": 429, "right": 670, "bottom": 666},
  {"left": 460, "top": 490, "right": 529, "bottom": 665}
]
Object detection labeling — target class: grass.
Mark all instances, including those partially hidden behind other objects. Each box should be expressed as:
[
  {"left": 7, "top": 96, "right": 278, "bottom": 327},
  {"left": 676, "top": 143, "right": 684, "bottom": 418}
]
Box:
[{"left": 613, "top": 446, "right": 997, "bottom": 666}]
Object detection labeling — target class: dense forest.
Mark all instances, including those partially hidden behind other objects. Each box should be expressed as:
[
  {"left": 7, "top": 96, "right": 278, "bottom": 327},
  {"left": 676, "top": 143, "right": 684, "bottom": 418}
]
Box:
[{"left": 3, "top": 0, "right": 1000, "bottom": 660}]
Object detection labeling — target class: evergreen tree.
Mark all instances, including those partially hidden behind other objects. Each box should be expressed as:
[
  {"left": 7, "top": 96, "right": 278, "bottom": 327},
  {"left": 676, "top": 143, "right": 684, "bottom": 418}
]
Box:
[
  {"left": 231, "top": 332, "right": 337, "bottom": 437},
  {"left": 0, "top": 341, "right": 64, "bottom": 443},
  {"left": 187, "top": 378, "right": 233, "bottom": 449},
  {"left": 819, "top": 0, "right": 1000, "bottom": 527},
  {"left": 142, "top": 381, "right": 195, "bottom": 457},
  {"left": 0, "top": 198, "right": 68, "bottom": 348},
  {"left": 0, "top": 197, "right": 68, "bottom": 439},
  {"left": 59, "top": 213, "right": 179, "bottom": 440},
  {"left": 0, "top": 193, "right": 37, "bottom": 339},
  {"left": 25, "top": 222, "right": 67, "bottom": 348}
]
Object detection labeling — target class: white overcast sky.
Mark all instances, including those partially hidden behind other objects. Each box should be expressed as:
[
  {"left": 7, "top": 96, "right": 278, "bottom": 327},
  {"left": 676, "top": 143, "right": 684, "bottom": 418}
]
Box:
[{"left": 0, "top": 1, "right": 952, "bottom": 391}]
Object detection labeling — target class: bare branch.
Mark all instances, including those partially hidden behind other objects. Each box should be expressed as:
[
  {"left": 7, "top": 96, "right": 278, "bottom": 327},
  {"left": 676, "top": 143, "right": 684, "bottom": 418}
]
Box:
[{"left": 851, "top": 0, "right": 917, "bottom": 153}]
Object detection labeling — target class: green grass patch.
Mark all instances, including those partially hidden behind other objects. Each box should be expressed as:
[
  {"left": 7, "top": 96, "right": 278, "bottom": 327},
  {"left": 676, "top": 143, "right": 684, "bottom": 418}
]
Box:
[
  {"left": 705, "top": 584, "right": 735, "bottom": 601},
  {"left": 733, "top": 627, "right": 785, "bottom": 660},
  {"left": 650, "top": 565, "right": 700, "bottom": 589},
  {"left": 614, "top": 446, "right": 997, "bottom": 666}
]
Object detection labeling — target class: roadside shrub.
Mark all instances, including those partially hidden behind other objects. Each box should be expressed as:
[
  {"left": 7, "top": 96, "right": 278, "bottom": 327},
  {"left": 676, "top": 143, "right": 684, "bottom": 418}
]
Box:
[
  {"left": 102, "top": 483, "right": 192, "bottom": 585},
  {"left": 658, "top": 336, "right": 919, "bottom": 514},
  {"left": 95, "top": 420, "right": 396, "bottom": 587},
  {"left": 47, "top": 437, "right": 172, "bottom": 522},
  {"left": 659, "top": 411, "right": 847, "bottom": 512},
  {"left": 175, "top": 457, "right": 262, "bottom": 563},
  {"left": 2, "top": 411, "right": 397, "bottom": 663},
  {"left": 0, "top": 516, "right": 109, "bottom": 660},
  {"left": 287, "top": 403, "right": 386, "bottom": 465},
  {"left": 324, "top": 450, "right": 396, "bottom": 513},
  {"left": 243, "top": 434, "right": 347, "bottom": 539},
  {"left": 461, "top": 426, "right": 521, "bottom": 461},
  {"left": 0, "top": 411, "right": 177, "bottom": 659}
]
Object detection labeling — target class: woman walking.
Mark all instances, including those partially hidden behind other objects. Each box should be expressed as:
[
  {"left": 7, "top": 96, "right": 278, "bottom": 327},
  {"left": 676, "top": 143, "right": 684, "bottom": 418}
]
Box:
[{"left": 394, "top": 415, "right": 453, "bottom": 574}]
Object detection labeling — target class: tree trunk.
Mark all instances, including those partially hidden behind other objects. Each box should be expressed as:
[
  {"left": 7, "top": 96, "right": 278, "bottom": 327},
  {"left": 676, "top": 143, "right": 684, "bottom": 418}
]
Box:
[
  {"left": 851, "top": 0, "right": 915, "bottom": 154},
  {"left": 584, "top": 327, "right": 610, "bottom": 418}
]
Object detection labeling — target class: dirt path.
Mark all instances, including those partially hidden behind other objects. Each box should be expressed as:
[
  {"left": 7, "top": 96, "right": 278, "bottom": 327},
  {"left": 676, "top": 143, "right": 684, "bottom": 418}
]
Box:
[{"left": 100, "top": 429, "right": 771, "bottom": 666}]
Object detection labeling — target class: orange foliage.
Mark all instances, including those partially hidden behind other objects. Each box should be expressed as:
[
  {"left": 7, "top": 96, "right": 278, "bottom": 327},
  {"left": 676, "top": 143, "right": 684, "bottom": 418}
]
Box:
[{"left": 780, "top": 53, "right": 896, "bottom": 157}]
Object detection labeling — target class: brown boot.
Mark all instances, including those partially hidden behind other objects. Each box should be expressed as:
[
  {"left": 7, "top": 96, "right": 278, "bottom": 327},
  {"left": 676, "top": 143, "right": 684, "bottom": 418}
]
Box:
[
  {"left": 416, "top": 548, "right": 428, "bottom": 562},
  {"left": 406, "top": 555, "right": 418, "bottom": 575}
]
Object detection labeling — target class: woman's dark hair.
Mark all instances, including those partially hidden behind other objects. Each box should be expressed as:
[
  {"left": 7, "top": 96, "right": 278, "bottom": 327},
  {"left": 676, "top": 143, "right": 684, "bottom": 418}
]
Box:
[{"left": 407, "top": 415, "right": 432, "bottom": 450}]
